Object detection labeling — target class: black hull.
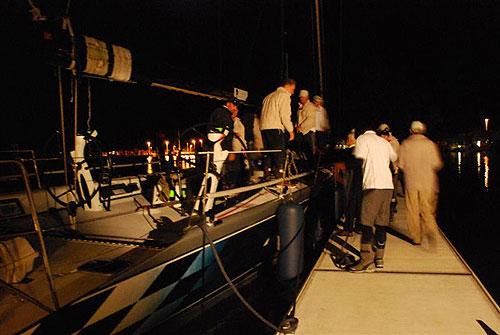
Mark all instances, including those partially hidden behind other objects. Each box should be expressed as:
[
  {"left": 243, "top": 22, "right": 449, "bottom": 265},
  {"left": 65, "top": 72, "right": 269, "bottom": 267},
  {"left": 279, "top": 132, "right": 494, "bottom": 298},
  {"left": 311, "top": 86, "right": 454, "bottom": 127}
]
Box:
[{"left": 19, "top": 175, "right": 336, "bottom": 335}]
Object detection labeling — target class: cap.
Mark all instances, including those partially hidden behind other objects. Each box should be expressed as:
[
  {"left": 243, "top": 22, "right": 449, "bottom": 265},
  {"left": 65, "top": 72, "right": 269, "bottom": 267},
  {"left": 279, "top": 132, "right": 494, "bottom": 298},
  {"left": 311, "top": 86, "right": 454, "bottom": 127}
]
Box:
[
  {"left": 410, "top": 120, "right": 426, "bottom": 133},
  {"left": 299, "top": 90, "right": 309, "bottom": 98},
  {"left": 377, "top": 123, "right": 390, "bottom": 132},
  {"left": 312, "top": 95, "right": 324, "bottom": 103}
]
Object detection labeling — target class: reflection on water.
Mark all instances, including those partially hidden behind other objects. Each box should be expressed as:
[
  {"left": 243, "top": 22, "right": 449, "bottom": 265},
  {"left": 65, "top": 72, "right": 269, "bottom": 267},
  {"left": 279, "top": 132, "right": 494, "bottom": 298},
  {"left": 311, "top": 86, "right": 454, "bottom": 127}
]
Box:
[
  {"left": 476, "top": 152, "right": 481, "bottom": 176},
  {"left": 484, "top": 155, "right": 489, "bottom": 189},
  {"left": 450, "top": 150, "right": 490, "bottom": 191},
  {"left": 147, "top": 155, "right": 153, "bottom": 174},
  {"left": 440, "top": 149, "right": 498, "bottom": 304}
]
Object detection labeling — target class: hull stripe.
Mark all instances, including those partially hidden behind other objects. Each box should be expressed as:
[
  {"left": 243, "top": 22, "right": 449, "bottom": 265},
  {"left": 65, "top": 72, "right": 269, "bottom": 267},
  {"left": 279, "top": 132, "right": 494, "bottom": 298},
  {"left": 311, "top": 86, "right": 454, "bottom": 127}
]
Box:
[{"left": 83, "top": 266, "right": 164, "bottom": 328}]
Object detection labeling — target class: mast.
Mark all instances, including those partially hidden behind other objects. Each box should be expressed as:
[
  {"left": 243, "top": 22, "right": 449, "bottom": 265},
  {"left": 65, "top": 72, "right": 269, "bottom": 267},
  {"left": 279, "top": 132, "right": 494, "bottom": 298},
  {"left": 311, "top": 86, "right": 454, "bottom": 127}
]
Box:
[
  {"left": 280, "top": 0, "right": 288, "bottom": 80},
  {"left": 314, "top": 0, "right": 325, "bottom": 96}
]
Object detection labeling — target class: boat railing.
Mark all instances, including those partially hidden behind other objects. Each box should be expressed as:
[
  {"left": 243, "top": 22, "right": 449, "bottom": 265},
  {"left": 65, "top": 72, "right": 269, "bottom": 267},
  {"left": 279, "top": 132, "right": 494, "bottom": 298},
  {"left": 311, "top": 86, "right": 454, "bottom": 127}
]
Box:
[
  {"left": 192, "top": 148, "right": 309, "bottom": 212},
  {"left": 0, "top": 159, "right": 60, "bottom": 312},
  {"left": 0, "top": 154, "right": 162, "bottom": 184},
  {"left": 0, "top": 150, "right": 43, "bottom": 188},
  {"left": 206, "top": 171, "right": 312, "bottom": 199}
]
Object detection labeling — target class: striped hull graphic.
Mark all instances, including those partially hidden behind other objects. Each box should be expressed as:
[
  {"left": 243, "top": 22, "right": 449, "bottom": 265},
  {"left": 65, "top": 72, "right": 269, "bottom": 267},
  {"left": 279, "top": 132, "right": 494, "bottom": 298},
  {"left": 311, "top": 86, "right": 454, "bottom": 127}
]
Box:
[{"left": 22, "top": 216, "right": 276, "bottom": 335}]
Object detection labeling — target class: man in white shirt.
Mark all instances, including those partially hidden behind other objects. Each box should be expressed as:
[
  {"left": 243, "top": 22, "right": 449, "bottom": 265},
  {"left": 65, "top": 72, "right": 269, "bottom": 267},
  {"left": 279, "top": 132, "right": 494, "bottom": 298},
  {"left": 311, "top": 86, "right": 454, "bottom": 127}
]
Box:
[
  {"left": 350, "top": 125, "right": 397, "bottom": 272},
  {"left": 260, "top": 78, "right": 296, "bottom": 178},
  {"left": 296, "top": 89, "right": 316, "bottom": 158},
  {"left": 311, "top": 95, "right": 331, "bottom": 153}
]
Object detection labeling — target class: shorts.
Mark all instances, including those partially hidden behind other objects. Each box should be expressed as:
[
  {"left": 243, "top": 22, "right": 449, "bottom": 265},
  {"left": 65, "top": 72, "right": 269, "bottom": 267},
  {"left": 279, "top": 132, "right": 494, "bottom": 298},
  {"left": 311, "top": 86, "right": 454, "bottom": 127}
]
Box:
[{"left": 360, "top": 189, "right": 393, "bottom": 227}]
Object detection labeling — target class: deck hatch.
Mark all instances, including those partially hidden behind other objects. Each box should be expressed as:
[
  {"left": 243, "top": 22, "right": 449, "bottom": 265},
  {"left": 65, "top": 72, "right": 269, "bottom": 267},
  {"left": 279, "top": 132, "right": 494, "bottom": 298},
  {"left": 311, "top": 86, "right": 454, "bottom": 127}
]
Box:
[{"left": 0, "top": 198, "right": 24, "bottom": 219}]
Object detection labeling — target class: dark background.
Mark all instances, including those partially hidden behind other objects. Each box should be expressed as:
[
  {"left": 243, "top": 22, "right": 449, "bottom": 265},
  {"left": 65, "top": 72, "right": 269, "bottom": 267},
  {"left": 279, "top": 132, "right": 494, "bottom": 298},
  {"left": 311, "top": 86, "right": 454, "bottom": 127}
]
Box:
[{"left": 1, "top": 0, "right": 498, "bottom": 151}]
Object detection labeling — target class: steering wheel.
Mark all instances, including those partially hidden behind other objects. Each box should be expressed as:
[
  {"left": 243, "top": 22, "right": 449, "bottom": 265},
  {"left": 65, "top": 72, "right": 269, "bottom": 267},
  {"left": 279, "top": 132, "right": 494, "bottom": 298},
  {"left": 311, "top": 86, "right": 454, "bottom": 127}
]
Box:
[{"left": 40, "top": 129, "right": 112, "bottom": 209}]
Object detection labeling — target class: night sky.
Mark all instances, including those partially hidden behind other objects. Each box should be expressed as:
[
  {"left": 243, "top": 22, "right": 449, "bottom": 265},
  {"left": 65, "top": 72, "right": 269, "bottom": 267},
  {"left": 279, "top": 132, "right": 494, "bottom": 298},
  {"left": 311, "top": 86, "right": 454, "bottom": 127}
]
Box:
[{"left": 1, "top": 0, "right": 499, "bottom": 152}]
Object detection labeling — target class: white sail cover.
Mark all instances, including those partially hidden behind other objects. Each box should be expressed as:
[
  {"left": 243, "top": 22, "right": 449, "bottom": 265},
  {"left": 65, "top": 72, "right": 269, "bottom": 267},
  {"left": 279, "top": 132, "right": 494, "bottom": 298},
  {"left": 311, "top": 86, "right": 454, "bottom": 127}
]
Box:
[
  {"left": 84, "top": 36, "right": 109, "bottom": 77},
  {"left": 83, "top": 36, "right": 132, "bottom": 82},
  {"left": 111, "top": 44, "right": 132, "bottom": 81}
]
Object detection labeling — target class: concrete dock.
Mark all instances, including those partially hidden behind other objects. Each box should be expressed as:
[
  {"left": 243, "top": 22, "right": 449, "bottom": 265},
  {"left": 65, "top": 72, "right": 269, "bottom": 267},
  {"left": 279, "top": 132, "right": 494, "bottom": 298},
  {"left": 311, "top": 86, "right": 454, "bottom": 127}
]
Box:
[{"left": 290, "top": 195, "right": 500, "bottom": 334}]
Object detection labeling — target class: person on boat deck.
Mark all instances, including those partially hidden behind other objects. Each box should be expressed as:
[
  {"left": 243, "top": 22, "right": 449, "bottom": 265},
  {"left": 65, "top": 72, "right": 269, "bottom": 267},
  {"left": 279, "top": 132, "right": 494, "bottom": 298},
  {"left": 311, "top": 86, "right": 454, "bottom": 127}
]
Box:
[
  {"left": 208, "top": 97, "right": 240, "bottom": 151},
  {"left": 398, "top": 121, "right": 443, "bottom": 246},
  {"left": 260, "top": 78, "right": 296, "bottom": 179},
  {"left": 334, "top": 128, "right": 363, "bottom": 237},
  {"left": 225, "top": 106, "right": 249, "bottom": 188},
  {"left": 376, "top": 123, "right": 400, "bottom": 221},
  {"left": 296, "top": 89, "right": 317, "bottom": 160},
  {"left": 350, "top": 123, "right": 397, "bottom": 273},
  {"left": 244, "top": 112, "right": 265, "bottom": 183},
  {"left": 311, "top": 95, "right": 331, "bottom": 153}
]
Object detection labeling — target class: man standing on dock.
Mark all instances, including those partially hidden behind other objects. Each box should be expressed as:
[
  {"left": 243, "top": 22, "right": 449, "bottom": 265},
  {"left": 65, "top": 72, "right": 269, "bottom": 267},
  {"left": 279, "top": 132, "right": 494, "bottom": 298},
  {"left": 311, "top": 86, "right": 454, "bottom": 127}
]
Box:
[
  {"left": 398, "top": 121, "right": 443, "bottom": 246},
  {"left": 350, "top": 124, "right": 398, "bottom": 272},
  {"left": 260, "top": 78, "right": 296, "bottom": 179}
]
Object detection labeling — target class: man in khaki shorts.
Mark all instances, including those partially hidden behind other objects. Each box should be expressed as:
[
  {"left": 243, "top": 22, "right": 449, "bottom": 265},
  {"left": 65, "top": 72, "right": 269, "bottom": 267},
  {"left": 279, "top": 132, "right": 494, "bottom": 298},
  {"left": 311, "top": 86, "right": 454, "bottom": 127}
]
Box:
[{"left": 350, "top": 124, "right": 398, "bottom": 272}]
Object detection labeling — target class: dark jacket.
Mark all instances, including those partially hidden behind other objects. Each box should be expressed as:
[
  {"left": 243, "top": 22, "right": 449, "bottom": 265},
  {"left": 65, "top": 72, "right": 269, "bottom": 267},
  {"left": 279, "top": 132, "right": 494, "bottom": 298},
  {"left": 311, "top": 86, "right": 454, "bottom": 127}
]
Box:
[{"left": 209, "top": 105, "right": 234, "bottom": 150}]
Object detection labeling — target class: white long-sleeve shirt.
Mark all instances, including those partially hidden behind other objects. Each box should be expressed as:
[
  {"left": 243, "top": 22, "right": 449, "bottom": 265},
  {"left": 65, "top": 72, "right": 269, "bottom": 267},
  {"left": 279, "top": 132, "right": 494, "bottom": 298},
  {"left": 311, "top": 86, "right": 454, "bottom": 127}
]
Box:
[
  {"left": 260, "top": 87, "right": 294, "bottom": 133},
  {"left": 353, "top": 130, "right": 397, "bottom": 190},
  {"left": 315, "top": 105, "right": 330, "bottom": 132},
  {"left": 297, "top": 100, "right": 316, "bottom": 135},
  {"left": 232, "top": 116, "right": 246, "bottom": 151}
]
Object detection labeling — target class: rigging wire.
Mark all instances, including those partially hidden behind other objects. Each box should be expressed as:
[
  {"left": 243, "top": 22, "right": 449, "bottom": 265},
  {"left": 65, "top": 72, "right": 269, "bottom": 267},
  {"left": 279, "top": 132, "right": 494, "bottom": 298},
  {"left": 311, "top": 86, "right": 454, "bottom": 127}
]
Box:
[
  {"left": 57, "top": 67, "right": 71, "bottom": 197},
  {"left": 198, "top": 221, "right": 297, "bottom": 334},
  {"left": 73, "top": 75, "right": 78, "bottom": 204},
  {"left": 87, "top": 78, "right": 92, "bottom": 131}
]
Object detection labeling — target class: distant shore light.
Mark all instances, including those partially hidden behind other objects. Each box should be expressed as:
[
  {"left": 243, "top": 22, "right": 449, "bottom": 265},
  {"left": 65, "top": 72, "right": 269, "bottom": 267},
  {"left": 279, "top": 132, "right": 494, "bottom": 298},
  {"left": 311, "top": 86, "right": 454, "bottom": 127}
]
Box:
[{"left": 484, "top": 118, "right": 489, "bottom": 131}]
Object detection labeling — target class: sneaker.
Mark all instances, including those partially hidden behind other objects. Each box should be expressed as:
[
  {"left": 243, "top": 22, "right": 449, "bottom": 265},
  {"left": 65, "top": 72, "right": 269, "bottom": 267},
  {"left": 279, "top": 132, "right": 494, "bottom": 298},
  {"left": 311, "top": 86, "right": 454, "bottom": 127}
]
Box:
[
  {"left": 374, "top": 258, "right": 384, "bottom": 268},
  {"left": 348, "top": 261, "right": 375, "bottom": 273}
]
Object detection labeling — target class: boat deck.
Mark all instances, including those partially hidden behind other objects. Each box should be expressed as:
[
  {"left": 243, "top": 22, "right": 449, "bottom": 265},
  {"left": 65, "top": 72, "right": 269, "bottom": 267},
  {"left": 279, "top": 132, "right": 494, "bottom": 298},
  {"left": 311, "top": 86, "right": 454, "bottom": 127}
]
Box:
[{"left": 290, "top": 194, "right": 500, "bottom": 334}]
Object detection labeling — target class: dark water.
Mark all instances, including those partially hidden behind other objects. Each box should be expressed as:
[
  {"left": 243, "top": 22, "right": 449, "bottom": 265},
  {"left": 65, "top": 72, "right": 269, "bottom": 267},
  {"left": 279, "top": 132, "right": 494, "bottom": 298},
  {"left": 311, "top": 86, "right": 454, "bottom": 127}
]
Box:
[{"left": 438, "top": 149, "right": 500, "bottom": 304}]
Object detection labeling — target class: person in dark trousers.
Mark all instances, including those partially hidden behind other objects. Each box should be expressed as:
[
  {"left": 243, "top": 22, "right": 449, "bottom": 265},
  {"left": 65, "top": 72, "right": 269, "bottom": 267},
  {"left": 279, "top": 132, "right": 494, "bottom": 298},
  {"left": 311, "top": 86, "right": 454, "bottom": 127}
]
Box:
[
  {"left": 208, "top": 98, "right": 240, "bottom": 151},
  {"left": 296, "top": 89, "right": 316, "bottom": 161},
  {"left": 259, "top": 78, "right": 296, "bottom": 179},
  {"left": 208, "top": 98, "right": 240, "bottom": 189},
  {"left": 335, "top": 129, "right": 363, "bottom": 236}
]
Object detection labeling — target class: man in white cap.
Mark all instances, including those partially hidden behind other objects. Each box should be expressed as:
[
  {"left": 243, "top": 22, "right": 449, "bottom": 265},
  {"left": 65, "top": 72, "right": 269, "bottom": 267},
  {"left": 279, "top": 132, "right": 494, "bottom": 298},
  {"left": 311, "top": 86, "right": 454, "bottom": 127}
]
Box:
[
  {"left": 349, "top": 122, "right": 398, "bottom": 272},
  {"left": 296, "top": 89, "right": 317, "bottom": 156},
  {"left": 398, "top": 121, "right": 443, "bottom": 246}
]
